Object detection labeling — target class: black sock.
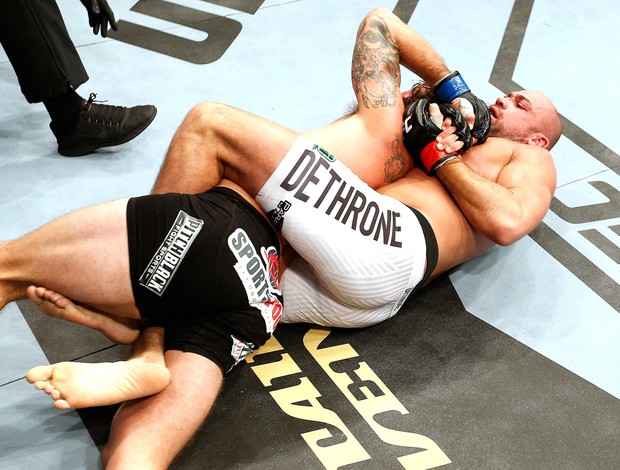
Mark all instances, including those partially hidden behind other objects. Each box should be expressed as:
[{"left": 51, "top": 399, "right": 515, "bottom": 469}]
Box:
[{"left": 44, "top": 90, "right": 84, "bottom": 135}]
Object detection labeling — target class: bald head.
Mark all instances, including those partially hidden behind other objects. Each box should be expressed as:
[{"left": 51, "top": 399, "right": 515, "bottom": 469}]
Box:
[{"left": 488, "top": 90, "right": 562, "bottom": 149}]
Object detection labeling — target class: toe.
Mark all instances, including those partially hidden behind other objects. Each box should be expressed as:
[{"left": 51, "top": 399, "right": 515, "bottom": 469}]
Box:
[
  {"left": 54, "top": 399, "right": 72, "bottom": 410},
  {"left": 33, "top": 380, "right": 49, "bottom": 390},
  {"left": 26, "top": 365, "right": 52, "bottom": 383},
  {"left": 25, "top": 286, "right": 44, "bottom": 304}
]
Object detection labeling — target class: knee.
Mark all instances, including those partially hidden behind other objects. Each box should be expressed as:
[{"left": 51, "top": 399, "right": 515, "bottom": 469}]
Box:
[{"left": 183, "top": 101, "right": 233, "bottom": 135}]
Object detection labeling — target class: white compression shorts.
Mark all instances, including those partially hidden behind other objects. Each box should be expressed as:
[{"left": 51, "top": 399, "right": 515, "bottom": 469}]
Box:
[{"left": 256, "top": 137, "right": 435, "bottom": 328}]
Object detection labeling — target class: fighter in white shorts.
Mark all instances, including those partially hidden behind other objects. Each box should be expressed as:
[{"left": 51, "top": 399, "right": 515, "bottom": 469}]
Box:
[{"left": 257, "top": 137, "right": 438, "bottom": 328}]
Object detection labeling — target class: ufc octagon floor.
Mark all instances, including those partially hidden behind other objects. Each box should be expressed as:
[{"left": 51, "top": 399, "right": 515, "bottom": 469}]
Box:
[{"left": 1, "top": 1, "right": 619, "bottom": 469}]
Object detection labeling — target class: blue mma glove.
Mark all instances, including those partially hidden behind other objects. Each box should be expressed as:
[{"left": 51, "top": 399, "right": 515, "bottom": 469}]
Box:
[{"left": 433, "top": 71, "right": 491, "bottom": 144}]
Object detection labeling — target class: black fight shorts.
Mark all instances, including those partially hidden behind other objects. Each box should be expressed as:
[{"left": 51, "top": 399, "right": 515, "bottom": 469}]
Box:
[{"left": 126, "top": 187, "right": 283, "bottom": 373}]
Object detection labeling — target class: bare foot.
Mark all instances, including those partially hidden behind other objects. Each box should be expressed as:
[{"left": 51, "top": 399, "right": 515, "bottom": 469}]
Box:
[
  {"left": 26, "top": 286, "right": 140, "bottom": 344},
  {"left": 26, "top": 360, "right": 171, "bottom": 409}
]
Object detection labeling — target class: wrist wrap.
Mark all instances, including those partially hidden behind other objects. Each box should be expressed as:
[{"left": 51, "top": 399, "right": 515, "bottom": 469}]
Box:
[
  {"left": 433, "top": 71, "right": 470, "bottom": 103},
  {"left": 420, "top": 141, "right": 459, "bottom": 174}
]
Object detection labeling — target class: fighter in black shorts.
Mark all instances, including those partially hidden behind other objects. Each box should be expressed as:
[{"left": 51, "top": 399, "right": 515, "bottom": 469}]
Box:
[
  {"left": 127, "top": 187, "right": 283, "bottom": 373},
  {"left": 0, "top": 184, "right": 283, "bottom": 403}
]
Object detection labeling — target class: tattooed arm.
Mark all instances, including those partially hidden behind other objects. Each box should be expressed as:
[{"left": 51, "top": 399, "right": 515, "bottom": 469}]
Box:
[
  {"left": 344, "top": 11, "right": 408, "bottom": 184},
  {"left": 351, "top": 8, "right": 451, "bottom": 112},
  {"left": 305, "top": 9, "right": 454, "bottom": 187},
  {"left": 341, "top": 9, "right": 451, "bottom": 185},
  {"left": 380, "top": 9, "right": 451, "bottom": 85},
  {"left": 351, "top": 12, "right": 401, "bottom": 110}
]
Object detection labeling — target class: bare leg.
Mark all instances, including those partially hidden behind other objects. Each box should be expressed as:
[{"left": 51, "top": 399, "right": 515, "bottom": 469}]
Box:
[
  {"left": 26, "top": 286, "right": 140, "bottom": 344},
  {"left": 152, "top": 100, "right": 412, "bottom": 197},
  {"left": 102, "top": 350, "right": 223, "bottom": 470},
  {"left": 152, "top": 103, "right": 297, "bottom": 196},
  {"left": 26, "top": 326, "right": 170, "bottom": 409},
  {"left": 0, "top": 198, "right": 139, "bottom": 318}
]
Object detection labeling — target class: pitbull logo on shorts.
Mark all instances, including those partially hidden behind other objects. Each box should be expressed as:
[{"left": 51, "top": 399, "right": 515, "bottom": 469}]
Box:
[
  {"left": 261, "top": 245, "right": 281, "bottom": 294},
  {"left": 228, "top": 228, "right": 283, "bottom": 334},
  {"left": 139, "top": 211, "right": 204, "bottom": 296}
]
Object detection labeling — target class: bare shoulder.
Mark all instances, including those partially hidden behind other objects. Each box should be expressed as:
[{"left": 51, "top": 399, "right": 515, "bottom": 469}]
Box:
[
  {"left": 500, "top": 138, "right": 556, "bottom": 186},
  {"left": 483, "top": 137, "right": 553, "bottom": 162},
  {"left": 464, "top": 137, "right": 556, "bottom": 188},
  {"left": 470, "top": 136, "right": 548, "bottom": 156}
]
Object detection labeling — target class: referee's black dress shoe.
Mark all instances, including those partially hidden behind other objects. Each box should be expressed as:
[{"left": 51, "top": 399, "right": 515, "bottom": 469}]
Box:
[{"left": 51, "top": 93, "right": 157, "bottom": 157}]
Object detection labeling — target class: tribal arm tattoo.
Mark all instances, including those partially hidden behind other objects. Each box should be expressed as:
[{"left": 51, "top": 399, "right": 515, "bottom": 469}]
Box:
[{"left": 351, "top": 14, "right": 401, "bottom": 109}]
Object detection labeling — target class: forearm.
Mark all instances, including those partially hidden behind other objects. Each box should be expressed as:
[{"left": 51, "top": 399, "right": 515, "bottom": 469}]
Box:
[
  {"left": 373, "top": 8, "right": 450, "bottom": 85},
  {"left": 435, "top": 159, "right": 527, "bottom": 245}
]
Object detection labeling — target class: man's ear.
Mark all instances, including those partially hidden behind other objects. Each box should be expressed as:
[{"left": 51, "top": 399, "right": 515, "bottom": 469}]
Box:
[{"left": 526, "top": 133, "right": 549, "bottom": 149}]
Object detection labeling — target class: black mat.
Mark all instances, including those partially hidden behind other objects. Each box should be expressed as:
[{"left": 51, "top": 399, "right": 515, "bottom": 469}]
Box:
[{"left": 19, "top": 275, "right": 620, "bottom": 469}]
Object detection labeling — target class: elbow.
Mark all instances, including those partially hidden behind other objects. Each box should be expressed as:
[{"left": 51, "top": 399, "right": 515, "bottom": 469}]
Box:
[
  {"left": 367, "top": 7, "right": 393, "bottom": 18},
  {"left": 492, "top": 230, "right": 522, "bottom": 247},
  {"left": 484, "top": 218, "right": 528, "bottom": 246},
  {"left": 487, "top": 201, "right": 551, "bottom": 246},
  {"left": 365, "top": 7, "right": 399, "bottom": 25}
]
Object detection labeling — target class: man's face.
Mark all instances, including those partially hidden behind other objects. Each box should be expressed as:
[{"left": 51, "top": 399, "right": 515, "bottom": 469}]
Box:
[{"left": 487, "top": 90, "right": 548, "bottom": 143}]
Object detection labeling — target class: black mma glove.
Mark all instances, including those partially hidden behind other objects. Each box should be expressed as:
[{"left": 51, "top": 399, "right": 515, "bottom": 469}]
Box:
[
  {"left": 433, "top": 71, "right": 491, "bottom": 144},
  {"left": 80, "top": 0, "right": 118, "bottom": 38},
  {"left": 403, "top": 98, "right": 472, "bottom": 167}
]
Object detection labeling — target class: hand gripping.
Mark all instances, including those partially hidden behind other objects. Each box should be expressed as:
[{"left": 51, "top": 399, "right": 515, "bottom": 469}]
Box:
[
  {"left": 403, "top": 98, "right": 472, "bottom": 166},
  {"left": 433, "top": 71, "right": 491, "bottom": 143}
]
